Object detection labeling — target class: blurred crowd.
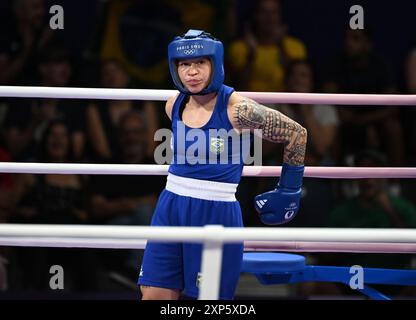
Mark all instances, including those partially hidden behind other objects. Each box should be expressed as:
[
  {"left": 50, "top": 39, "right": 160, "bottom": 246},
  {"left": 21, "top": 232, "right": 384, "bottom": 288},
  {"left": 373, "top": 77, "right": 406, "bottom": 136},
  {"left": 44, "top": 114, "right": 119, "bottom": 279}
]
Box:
[{"left": 0, "top": 0, "right": 415, "bottom": 298}]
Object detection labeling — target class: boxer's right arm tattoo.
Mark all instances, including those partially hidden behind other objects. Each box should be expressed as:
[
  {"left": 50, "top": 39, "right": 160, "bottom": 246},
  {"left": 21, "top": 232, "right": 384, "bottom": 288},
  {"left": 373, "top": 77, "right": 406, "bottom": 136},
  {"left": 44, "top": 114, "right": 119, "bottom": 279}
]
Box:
[{"left": 233, "top": 98, "right": 307, "bottom": 166}]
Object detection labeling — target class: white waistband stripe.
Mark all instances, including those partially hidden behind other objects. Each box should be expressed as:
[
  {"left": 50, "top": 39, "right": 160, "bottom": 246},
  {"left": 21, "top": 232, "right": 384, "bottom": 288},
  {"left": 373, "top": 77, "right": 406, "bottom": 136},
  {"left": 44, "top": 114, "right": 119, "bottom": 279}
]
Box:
[{"left": 165, "top": 173, "right": 237, "bottom": 202}]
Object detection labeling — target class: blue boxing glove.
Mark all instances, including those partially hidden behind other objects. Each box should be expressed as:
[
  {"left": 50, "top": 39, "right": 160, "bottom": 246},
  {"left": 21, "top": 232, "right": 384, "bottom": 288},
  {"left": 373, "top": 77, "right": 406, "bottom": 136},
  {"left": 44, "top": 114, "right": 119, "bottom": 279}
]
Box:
[{"left": 255, "top": 163, "right": 304, "bottom": 225}]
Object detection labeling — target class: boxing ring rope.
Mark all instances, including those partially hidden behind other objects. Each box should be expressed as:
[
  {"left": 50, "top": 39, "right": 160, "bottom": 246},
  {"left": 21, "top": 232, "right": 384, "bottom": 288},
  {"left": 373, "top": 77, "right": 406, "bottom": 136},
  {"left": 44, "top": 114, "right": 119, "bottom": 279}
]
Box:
[
  {"left": 0, "top": 162, "right": 416, "bottom": 178},
  {"left": 1, "top": 224, "right": 416, "bottom": 299},
  {"left": 1, "top": 237, "right": 415, "bottom": 254},
  {"left": 1, "top": 86, "right": 416, "bottom": 299},
  {"left": 2, "top": 224, "right": 415, "bottom": 243},
  {"left": 1, "top": 85, "right": 416, "bottom": 105}
]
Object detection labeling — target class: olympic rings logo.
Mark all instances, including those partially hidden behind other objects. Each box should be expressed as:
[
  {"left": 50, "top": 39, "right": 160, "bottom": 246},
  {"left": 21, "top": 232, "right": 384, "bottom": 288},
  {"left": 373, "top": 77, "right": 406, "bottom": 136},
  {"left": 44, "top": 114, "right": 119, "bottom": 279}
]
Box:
[
  {"left": 285, "top": 210, "right": 295, "bottom": 220},
  {"left": 183, "top": 49, "right": 196, "bottom": 55}
]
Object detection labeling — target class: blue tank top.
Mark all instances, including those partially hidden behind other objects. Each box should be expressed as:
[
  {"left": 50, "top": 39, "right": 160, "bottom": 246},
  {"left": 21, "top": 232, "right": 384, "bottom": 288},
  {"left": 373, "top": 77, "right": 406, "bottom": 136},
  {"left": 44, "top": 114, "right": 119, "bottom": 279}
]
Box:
[{"left": 168, "top": 84, "right": 251, "bottom": 184}]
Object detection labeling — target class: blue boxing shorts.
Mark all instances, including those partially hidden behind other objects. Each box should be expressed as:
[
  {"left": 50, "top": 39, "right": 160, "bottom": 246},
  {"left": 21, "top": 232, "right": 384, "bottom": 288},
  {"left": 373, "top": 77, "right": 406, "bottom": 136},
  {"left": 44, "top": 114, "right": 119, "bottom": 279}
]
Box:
[{"left": 138, "top": 173, "right": 244, "bottom": 299}]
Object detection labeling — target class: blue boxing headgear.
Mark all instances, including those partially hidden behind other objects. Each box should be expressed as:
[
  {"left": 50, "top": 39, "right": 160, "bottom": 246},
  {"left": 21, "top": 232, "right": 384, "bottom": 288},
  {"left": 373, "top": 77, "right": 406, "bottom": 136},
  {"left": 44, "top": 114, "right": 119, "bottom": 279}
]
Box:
[{"left": 168, "top": 29, "right": 224, "bottom": 95}]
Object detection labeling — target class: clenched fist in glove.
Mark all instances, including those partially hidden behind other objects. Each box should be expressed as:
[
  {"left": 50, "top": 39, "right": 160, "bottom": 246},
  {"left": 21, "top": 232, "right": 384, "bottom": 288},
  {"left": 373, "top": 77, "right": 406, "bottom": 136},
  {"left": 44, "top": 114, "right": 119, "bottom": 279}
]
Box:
[{"left": 255, "top": 163, "right": 304, "bottom": 225}]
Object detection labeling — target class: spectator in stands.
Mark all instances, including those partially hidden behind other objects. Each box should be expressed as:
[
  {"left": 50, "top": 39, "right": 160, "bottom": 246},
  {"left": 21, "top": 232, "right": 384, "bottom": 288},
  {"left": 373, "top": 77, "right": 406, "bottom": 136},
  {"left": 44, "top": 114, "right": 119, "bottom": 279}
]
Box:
[
  {"left": 323, "top": 28, "right": 404, "bottom": 166},
  {"left": 7, "top": 119, "right": 94, "bottom": 291},
  {"left": 396, "top": 48, "right": 416, "bottom": 206},
  {"left": 86, "top": 59, "right": 158, "bottom": 162},
  {"left": 90, "top": 110, "right": 162, "bottom": 227},
  {"left": 227, "top": 0, "right": 307, "bottom": 91},
  {"left": 0, "top": 0, "right": 55, "bottom": 85},
  {"left": 281, "top": 60, "right": 339, "bottom": 166},
  {"left": 89, "top": 110, "right": 163, "bottom": 276},
  {"left": 331, "top": 149, "right": 416, "bottom": 229},
  {"left": 2, "top": 45, "right": 85, "bottom": 161},
  {"left": 402, "top": 48, "right": 416, "bottom": 164},
  {"left": 10, "top": 119, "right": 88, "bottom": 224}
]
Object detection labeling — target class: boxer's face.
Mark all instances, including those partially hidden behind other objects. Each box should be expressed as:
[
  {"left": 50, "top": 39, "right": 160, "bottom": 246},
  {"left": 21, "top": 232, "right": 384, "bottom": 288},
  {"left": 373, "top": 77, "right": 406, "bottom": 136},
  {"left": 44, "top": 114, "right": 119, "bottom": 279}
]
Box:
[{"left": 177, "top": 58, "right": 212, "bottom": 94}]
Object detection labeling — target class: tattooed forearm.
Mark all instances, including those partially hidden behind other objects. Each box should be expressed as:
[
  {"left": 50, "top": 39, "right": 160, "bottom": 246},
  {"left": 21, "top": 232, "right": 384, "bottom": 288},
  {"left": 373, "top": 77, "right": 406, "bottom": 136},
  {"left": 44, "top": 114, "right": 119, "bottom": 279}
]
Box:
[{"left": 234, "top": 99, "right": 307, "bottom": 166}]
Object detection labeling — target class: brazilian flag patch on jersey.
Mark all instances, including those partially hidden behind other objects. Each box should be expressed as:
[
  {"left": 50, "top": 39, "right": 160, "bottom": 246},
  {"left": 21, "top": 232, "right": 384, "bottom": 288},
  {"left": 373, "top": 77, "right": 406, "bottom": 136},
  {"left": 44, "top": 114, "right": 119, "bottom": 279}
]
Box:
[{"left": 210, "top": 137, "right": 225, "bottom": 154}]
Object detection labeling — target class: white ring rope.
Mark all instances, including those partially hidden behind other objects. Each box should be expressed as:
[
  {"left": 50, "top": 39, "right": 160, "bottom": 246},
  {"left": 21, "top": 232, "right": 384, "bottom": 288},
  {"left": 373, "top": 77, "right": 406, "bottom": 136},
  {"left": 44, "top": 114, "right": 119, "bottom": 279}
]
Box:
[
  {"left": 1, "top": 225, "right": 415, "bottom": 300},
  {"left": 243, "top": 241, "right": 416, "bottom": 254},
  {"left": 1, "top": 237, "right": 415, "bottom": 254},
  {"left": 2, "top": 86, "right": 416, "bottom": 299},
  {"left": 0, "top": 224, "right": 415, "bottom": 243},
  {"left": 0, "top": 162, "right": 415, "bottom": 178},
  {"left": 1, "top": 86, "right": 416, "bottom": 105}
]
